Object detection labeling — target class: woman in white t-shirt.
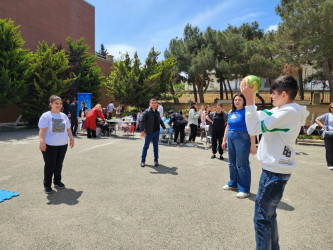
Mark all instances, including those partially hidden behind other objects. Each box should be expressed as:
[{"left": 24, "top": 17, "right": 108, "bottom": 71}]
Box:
[{"left": 38, "top": 95, "right": 74, "bottom": 194}]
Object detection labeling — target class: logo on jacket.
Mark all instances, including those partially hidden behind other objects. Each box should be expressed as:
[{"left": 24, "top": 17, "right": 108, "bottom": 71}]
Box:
[{"left": 282, "top": 146, "right": 291, "bottom": 158}]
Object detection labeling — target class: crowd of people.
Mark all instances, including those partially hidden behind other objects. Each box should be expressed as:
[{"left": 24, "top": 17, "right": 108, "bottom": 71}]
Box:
[{"left": 38, "top": 75, "right": 333, "bottom": 249}]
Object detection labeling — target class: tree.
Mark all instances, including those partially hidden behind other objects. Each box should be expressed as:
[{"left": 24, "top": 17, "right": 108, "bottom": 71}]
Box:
[
  {"left": 67, "top": 37, "right": 104, "bottom": 104},
  {"left": 106, "top": 48, "right": 175, "bottom": 108},
  {"left": 0, "top": 18, "right": 34, "bottom": 106},
  {"left": 276, "top": 0, "right": 333, "bottom": 102},
  {"left": 22, "top": 41, "right": 73, "bottom": 125},
  {"left": 96, "top": 43, "right": 108, "bottom": 59}
]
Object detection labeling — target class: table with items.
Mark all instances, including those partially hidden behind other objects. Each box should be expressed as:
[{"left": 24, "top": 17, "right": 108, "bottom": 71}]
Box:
[{"left": 106, "top": 117, "right": 136, "bottom": 136}]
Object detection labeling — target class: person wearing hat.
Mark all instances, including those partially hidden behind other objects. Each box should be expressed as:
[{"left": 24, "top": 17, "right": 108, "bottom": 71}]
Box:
[
  {"left": 69, "top": 97, "right": 78, "bottom": 136},
  {"left": 157, "top": 101, "right": 164, "bottom": 119}
]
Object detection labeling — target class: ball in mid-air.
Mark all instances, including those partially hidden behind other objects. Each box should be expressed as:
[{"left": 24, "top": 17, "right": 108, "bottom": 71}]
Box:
[{"left": 244, "top": 75, "right": 261, "bottom": 93}]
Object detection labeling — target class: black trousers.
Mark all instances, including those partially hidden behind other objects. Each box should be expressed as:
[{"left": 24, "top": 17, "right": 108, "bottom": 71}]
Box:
[
  {"left": 42, "top": 144, "right": 68, "bottom": 187},
  {"left": 71, "top": 118, "right": 78, "bottom": 135},
  {"left": 324, "top": 134, "right": 333, "bottom": 166},
  {"left": 212, "top": 129, "right": 224, "bottom": 155},
  {"left": 189, "top": 124, "right": 198, "bottom": 142},
  {"left": 87, "top": 128, "right": 96, "bottom": 138},
  {"left": 174, "top": 124, "right": 186, "bottom": 143}
]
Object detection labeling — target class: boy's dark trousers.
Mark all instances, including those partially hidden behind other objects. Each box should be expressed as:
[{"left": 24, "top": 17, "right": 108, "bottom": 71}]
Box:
[
  {"left": 212, "top": 129, "right": 224, "bottom": 155},
  {"left": 71, "top": 117, "right": 78, "bottom": 136},
  {"left": 42, "top": 144, "right": 68, "bottom": 187},
  {"left": 174, "top": 124, "right": 186, "bottom": 143}
]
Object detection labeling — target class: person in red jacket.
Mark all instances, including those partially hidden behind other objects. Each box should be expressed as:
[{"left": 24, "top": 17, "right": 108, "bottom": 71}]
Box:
[{"left": 84, "top": 104, "right": 106, "bottom": 138}]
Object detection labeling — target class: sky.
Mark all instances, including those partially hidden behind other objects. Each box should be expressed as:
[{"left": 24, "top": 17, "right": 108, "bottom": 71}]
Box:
[{"left": 85, "top": 0, "right": 282, "bottom": 61}]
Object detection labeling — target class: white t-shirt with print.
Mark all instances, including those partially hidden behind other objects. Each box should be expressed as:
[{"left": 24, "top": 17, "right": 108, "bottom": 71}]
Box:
[{"left": 38, "top": 111, "right": 71, "bottom": 146}]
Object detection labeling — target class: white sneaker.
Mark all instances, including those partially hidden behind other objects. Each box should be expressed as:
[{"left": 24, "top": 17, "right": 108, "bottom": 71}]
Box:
[
  {"left": 170, "top": 141, "right": 177, "bottom": 145},
  {"left": 187, "top": 143, "right": 193, "bottom": 147},
  {"left": 193, "top": 142, "right": 198, "bottom": 146},
  {"left": 237, "top": 192, "right": 250, "bottom": 199},
  {"left": 223, "top": 185, "right": 237, "bottom": 190},
  {"left": 328, "top": 166, "right": 333, "bottom": 170},
  {"left": 180, "top": 143, "right": 184, "bottom": 146}
]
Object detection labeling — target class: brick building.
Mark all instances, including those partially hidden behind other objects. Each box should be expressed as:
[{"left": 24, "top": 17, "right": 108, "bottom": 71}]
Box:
[{"left": 0, "top": 0, "right": 113, "bottom": 122}]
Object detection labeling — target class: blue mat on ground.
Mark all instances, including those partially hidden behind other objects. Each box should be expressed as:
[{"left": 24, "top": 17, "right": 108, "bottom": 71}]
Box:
[{"left": 0, "top": 189, "right": 20, "bottom": 203}]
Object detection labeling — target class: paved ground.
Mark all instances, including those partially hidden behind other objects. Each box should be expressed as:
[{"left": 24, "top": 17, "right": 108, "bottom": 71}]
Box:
[{"left": 0, "top": 129, "right": 332, "bottom": 250}]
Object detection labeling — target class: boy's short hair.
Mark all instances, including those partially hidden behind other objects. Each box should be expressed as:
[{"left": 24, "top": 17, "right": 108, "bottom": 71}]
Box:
[{"left": 271, "top": 75, "right": 299, "bottom": 100}]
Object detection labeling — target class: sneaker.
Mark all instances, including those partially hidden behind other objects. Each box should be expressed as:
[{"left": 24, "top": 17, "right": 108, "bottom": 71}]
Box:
[
  {"left": 220, "top": 155, "right": 224, "bottom": 160},
  {"left": 237, "top": 192, "right": 250, "bottom": 199},
  {"left": 211, "top": 154, "right": 216, "bottom": 159},
  {"left": 193, "top": 143, "right": 198, "bottom": 146},
  {"left": 44, "top": 187, "right": 53, "bottom": 194},
  {"left": 154, "top": 161, "right": 159, "bottom": 167},
  {"left": 180, "top": 143, "right": 184, "bottom": 146},
  {"left": 54, "top": 182, "right": 65, "bottom": 189},
  {"left": 171, "top": 141, "right": 177, "bottom": 145},
  {"left": 328, "top": 166, "right": 333, "bottom": 170},
  {"left": 187, "top": 143, "right": 193, "bottom": 147},
  {"left": 223, "top": 185, "right": 237, "bottom": 190},
  {"left": 140, "top": 162, "right": 145, "bottom": 167}
]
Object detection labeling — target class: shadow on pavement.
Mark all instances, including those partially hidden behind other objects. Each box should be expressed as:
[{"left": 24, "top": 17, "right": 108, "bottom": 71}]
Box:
[
  {"left": 296, "top": 152, "right": 309, "bottom": 155},
  {"left": 46, "top": 188, "right": 83, "bottom": 205},
  {"left": 146, "top": 164, "right": 178, "bottom": 175},
  {"left": 248, "top": 193, "right": 295, "bottom": 211},
  {"left": 0, "top": 128, "right": 38, "bottom": 141}
]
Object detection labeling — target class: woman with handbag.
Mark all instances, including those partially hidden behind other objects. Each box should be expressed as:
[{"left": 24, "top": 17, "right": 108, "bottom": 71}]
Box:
[{"left": 315, "top": 102, "right": 333, "bottom": 170}]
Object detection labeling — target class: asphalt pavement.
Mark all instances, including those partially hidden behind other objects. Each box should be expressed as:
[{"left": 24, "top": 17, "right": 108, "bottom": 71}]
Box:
[{"left": 0, "top": 129, "right": 332, "bottom": 249}]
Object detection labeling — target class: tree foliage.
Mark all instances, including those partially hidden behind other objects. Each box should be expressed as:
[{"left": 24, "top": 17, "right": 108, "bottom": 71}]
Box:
[
  {"left": 106, "top": 48, "right": 175, "bottom": 108},
  {"left": 0, "top": 18, "right": 34, "bottom": 106},
  {"left": 276, "top": 0, "right": 333, "bottom": 101},
  {"left": 165, "top": 22, "right": 284, "bottom": 103},
  {"left": 67, "top": 37, "right": 104, "bottom": 105},
  {"left": 96, "top": 43, "right": 108, "bottom": 59},
  {"left": 22, "top": 41, "right": 73, "bottom": 125}
]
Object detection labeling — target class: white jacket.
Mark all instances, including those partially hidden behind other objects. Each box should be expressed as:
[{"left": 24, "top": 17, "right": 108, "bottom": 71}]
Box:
[
  {"left": 245, "top": 103, "right": 309, "bottom": 174},
  {"left": 188, "top": 109, "right": 200, "bottom": 126}
]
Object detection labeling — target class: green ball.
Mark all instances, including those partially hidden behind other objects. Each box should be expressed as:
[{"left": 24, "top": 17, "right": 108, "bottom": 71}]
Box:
[{"left": 244, "top": 75, "right": 261, "bottom": 93}]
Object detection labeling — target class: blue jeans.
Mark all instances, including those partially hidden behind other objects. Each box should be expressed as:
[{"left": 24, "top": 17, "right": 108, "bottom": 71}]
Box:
[
  {"left": 227, "top": 130, "right": 251, "bottom": 193},
  {"left": 254, "top": 170, "right": 290, "bottom": 250},
  {"left": 141, "top": 131, "right": 160, "bottom": 162}
]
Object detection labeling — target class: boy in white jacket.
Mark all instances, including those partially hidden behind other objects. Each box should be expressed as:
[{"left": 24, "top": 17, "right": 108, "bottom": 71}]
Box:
[{"left": 240, "top": 75, "right": 309, "bottom": 250}]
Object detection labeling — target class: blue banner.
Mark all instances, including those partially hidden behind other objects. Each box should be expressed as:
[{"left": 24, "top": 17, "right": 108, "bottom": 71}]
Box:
[{"left": 77, "top": 93, "right": 92, "bottom": 117}]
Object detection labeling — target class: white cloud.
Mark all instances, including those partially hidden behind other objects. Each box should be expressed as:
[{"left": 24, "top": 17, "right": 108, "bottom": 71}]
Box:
[
  {"left": 105, "top": 44, "right": 138, "bottom": 60},
  {"left": 228, "top": 12, "right": 262, "bottom": 25},
  {"left": 267, "top": 24, "right": 278, "bottom": 32},
  {"left": 190, "top": 0, "right": 234, "bottom": 26}
]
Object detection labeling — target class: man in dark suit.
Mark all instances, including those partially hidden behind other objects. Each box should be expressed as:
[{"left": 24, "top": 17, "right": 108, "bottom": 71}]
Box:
[{"left": 69, "top": 97, "right": 78, "bottom": 136}]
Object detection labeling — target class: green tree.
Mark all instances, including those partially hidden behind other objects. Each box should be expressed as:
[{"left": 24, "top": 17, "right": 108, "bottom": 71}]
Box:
[
  {"left": 276, "top": 0, "right": 333, "bottom": 102},
  {"left": 0, "top": 18, "right": 34, "bottom": 106},
  {"left": 96, "top": 43, "right": 108, "bottom": 59},
  {"left": 67, "top": 37, "right": 104, "bottom": 104},
  {"left": 22, "top": 41, "right": 73, "bottom": 125},
  {"left": 106, "top": 48, "right": 175, "bottom": 108}
]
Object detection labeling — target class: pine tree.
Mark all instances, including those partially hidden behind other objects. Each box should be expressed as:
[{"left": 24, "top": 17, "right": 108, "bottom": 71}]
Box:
[
  {"left": 106, "top": 48, "right": 175, "bottom": 108},
  {"left": 22, "top": 41, "right": 73, "bottom": 125},
  {"left": 0, "top": 18, "right": 34, "bottom": 106},
  {"left": 96, "top": 44, "right": 108, "bottom": 59},
  {"left": 67, "top": 37, "right": 104, "bottom": 105}
]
